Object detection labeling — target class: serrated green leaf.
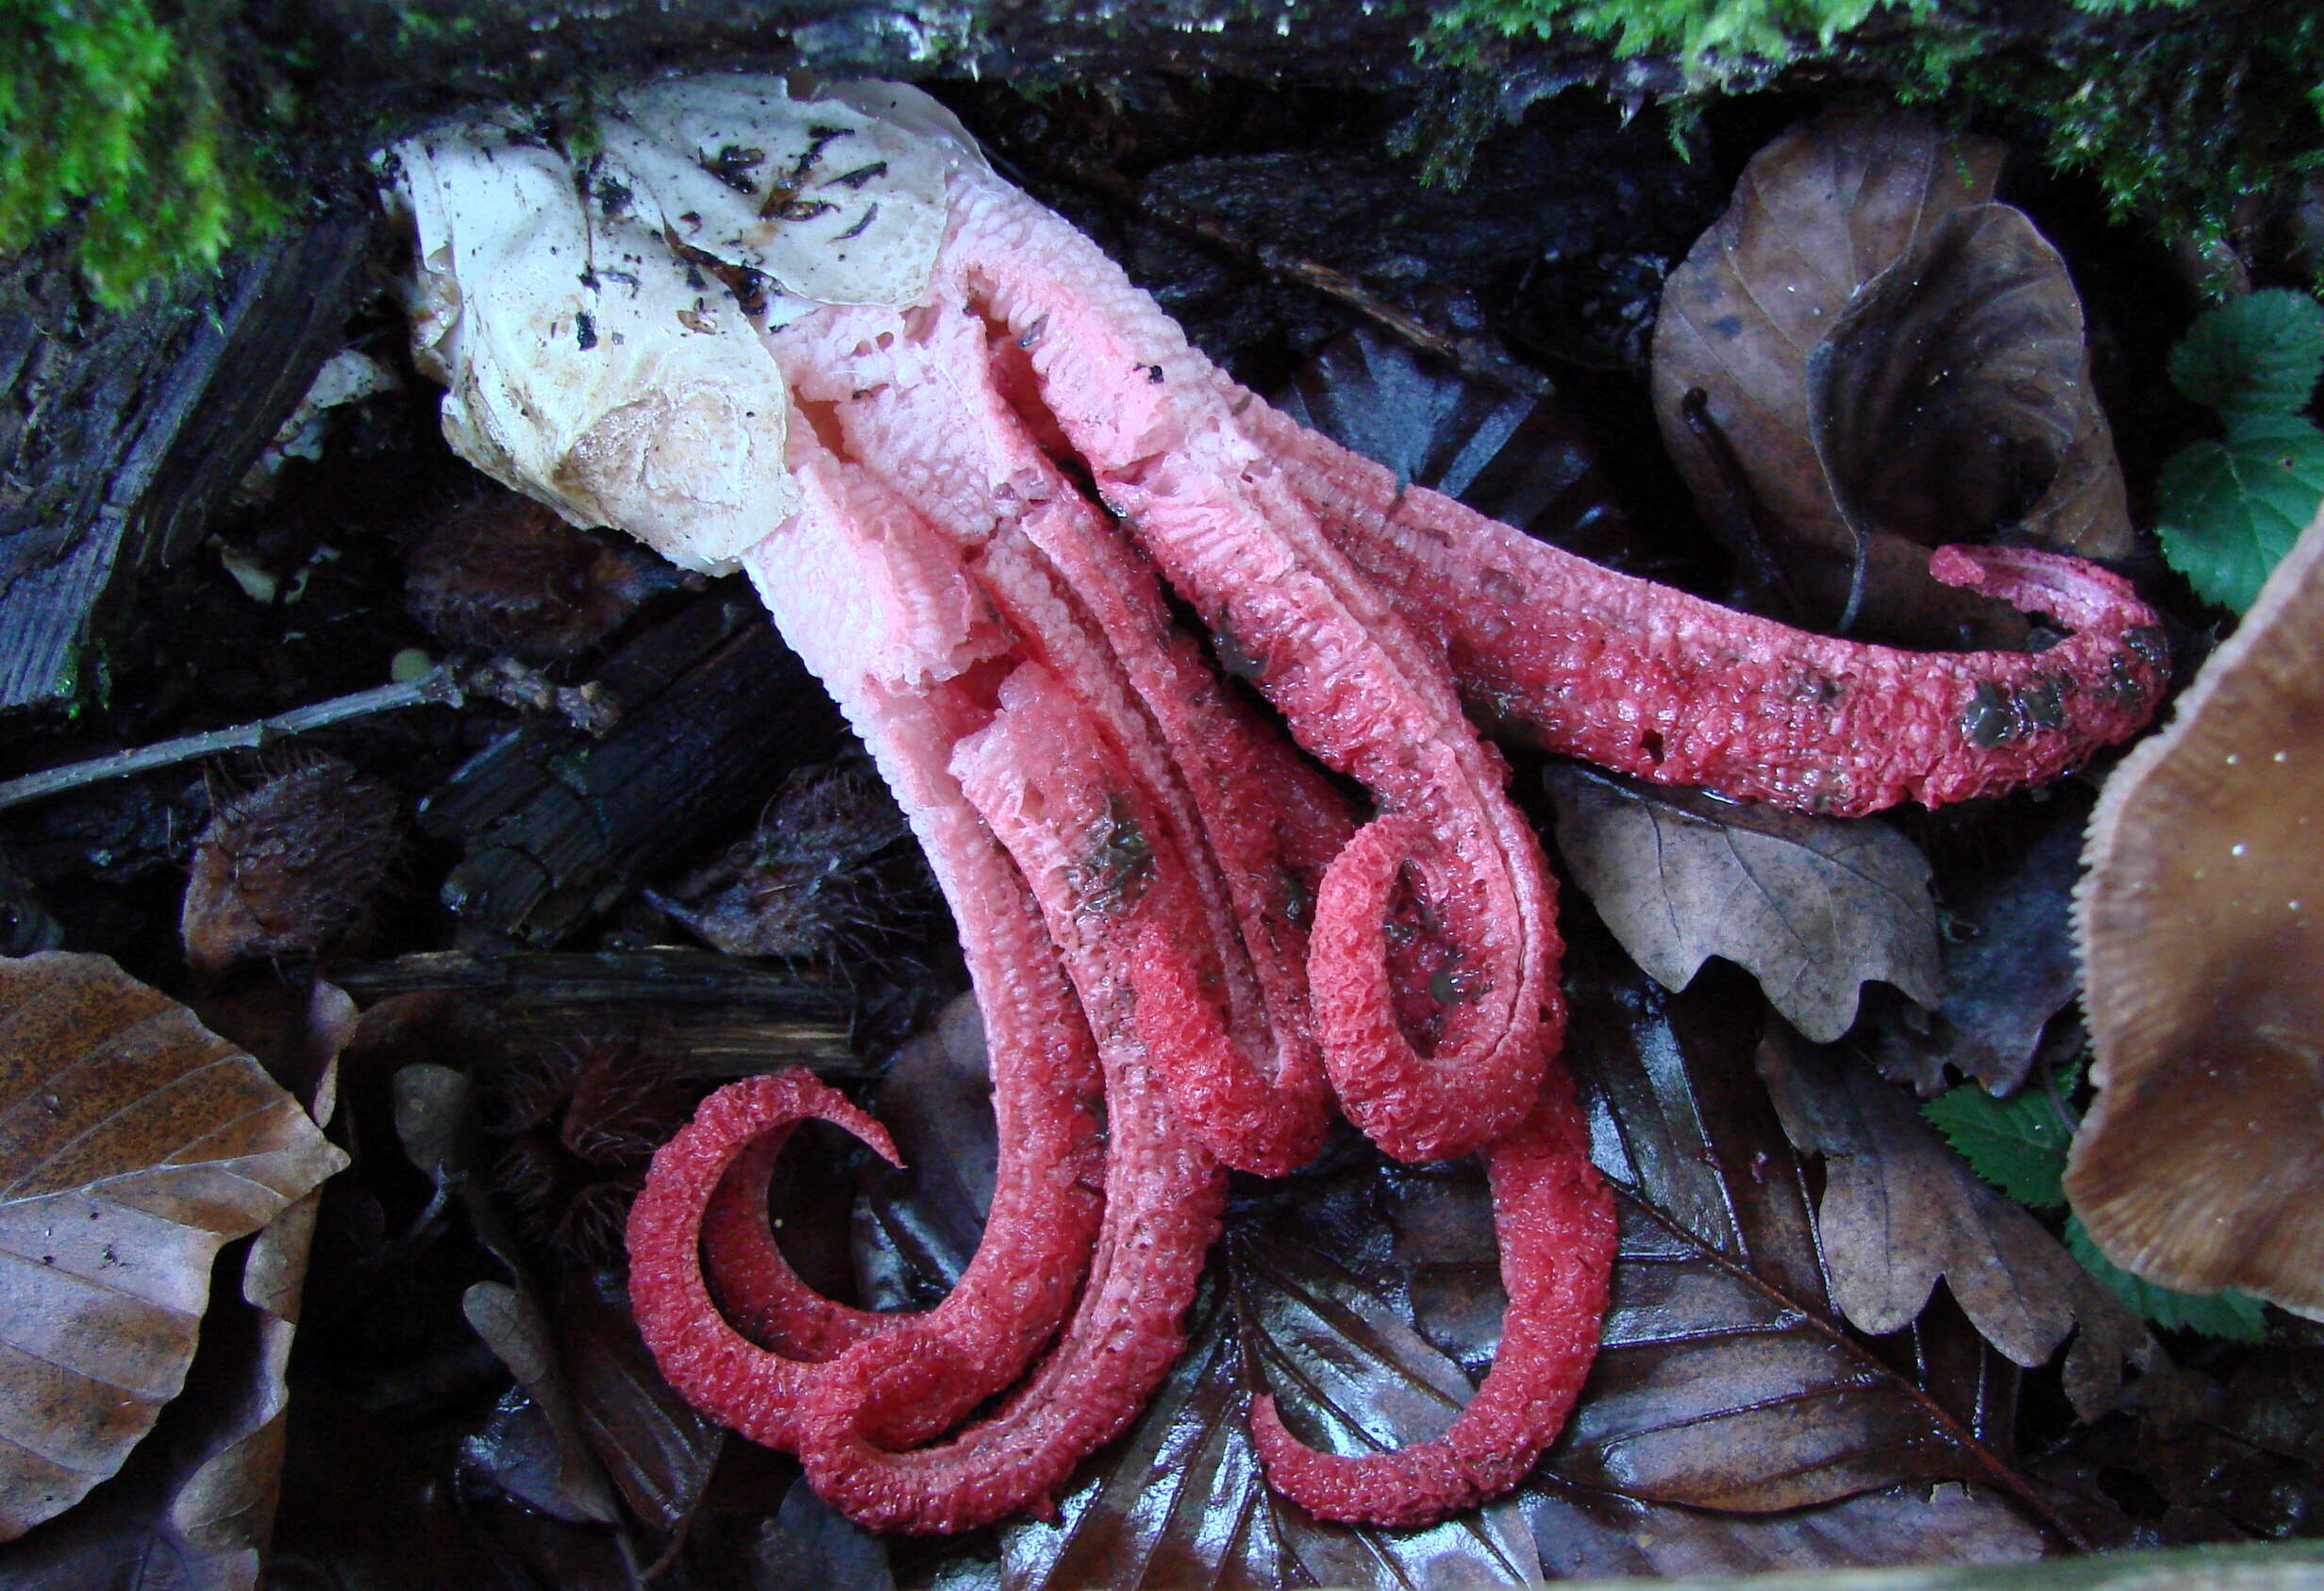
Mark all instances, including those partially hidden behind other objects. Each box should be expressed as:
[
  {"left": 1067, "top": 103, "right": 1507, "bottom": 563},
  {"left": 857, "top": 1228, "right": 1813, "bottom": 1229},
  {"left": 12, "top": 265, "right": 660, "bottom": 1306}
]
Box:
[
  {"left": 1920, "top": 1081, "right": 2071, "bottom": 1207},
  {"left": 2065, "top": 1217, "right": 2268, "bottom": 1342},
  {"left": 2155, "top": 411, "right": 2324, "bottom": 611},
  {"left": 2169, "top": 288, "right": 2324, "bottom": 421}
]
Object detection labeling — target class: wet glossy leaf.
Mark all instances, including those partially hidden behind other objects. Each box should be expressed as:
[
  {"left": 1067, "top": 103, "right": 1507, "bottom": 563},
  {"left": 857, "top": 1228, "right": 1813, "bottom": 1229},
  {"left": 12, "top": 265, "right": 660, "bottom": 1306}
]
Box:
[
  {"left": 1759, "top": 1030, "right": 2149, "bottom": 1417},
  {"left": 0, "top": 952, "right": 347, "bottom": 1540},
  {"left": 1543, "top": 946, "right": 2067, "bottom": 1510},
  {"left": 557, "top": 1282, "right": 724, "bottom": 1530},
  {"left": 461, "top": 1281, "right": 620, "bottom": 1525},
  {"left": 1544, "top": 764, "right": 1940, "bottom": 1043},
  {"left": 1527, "top": 1477, "right": 2042, "bottom": 1578},
  {"left": 1278, "top": 327, "right": 1638, "bottom": 569},
  {"left": 1872, "top": 800, "right": 2087, "bottom": 1095},
  {"left": 828, "top": 946, "right": 2101, "bottom": 1586},
  {"left": 1002, "top": 1261, "right": 1539, "bottom": 1591},
  {"left": 1652, "top": 109, "right": 2127, "bottom": 642}
]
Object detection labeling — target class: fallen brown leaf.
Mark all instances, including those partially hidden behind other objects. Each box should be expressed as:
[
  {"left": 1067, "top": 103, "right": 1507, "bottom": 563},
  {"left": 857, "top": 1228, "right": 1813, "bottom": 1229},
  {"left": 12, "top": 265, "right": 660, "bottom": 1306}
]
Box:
[
  {"left": 1758, "top": 1026, "right": 2150, "bottom": 1418},
  {"left": 1544, "top": 763, "right": 1940, "bottom": 1043},
  {"left": 155, "top": 980, "right": 356, "bottom": 1584},
  {"left": 557, "top": 1282, "right": 723, "bottom": 1532},
  {"left": 1529, "top": 1477, "right": 2043, "bottom": 1578},
  {"left": 1652, "top": 108, "right": 2128, "bottom": 642},
  {"left": 2074, "top": 503, "right": 2324, "bottom": 1317},
  {"left": 1807, "top": 204, "right": 2132, "bottom": 573},
  {"left": 1001, "top": 1264, "right": 1539, "bottom": 1591},
  {"left": 1868, "top": 799, "right": 2088, "bottom": 1095},
  {"left": 461, "top": 1280, "right": 622, "bottom": 1526},
  {"left": 0, "top": 953, "right": 346, "bottom": 1541}
]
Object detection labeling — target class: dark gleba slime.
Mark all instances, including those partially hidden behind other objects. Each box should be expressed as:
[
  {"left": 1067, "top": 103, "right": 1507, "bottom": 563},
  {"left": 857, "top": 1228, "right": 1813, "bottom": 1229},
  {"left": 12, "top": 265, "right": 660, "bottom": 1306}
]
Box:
[{"left": 392, "top": 78, "right": 2163, "bottom": 1534}]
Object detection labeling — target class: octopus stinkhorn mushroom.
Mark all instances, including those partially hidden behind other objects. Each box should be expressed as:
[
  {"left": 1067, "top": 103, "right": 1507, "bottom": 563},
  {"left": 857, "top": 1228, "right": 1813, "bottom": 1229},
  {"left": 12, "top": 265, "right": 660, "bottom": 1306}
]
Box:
[{"left": 389, "top": 75, "right": 2165, "bottom": 1534}]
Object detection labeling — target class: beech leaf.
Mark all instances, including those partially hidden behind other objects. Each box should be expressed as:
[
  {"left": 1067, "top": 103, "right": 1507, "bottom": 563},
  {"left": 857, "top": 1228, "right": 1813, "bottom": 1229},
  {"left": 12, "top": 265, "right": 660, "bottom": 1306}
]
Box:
[
  {"left": 1002, "top": 1264, "right": 1539, "bottom": 1591},
  {"left": 1652, "top": 108, "right": 2128, "bottom": 640},
  {"left": 0, "top": 952, "right": 347, "bottom": 1541},
  {"left": 1543, "top": 764, "right": 1940, "bottom": 1043},
  {"left": 556, "top": 1286, "right": 724, "bottom": 1532},
  {"left": 1807, "top": 204, "right": 2131, "bottom": 571},
  {"left": 1528, "top": 1478, "right": 2042, "bottom": 1579},
  {"left": 1758, "top": 1027, "right": 2149, "bottom": 1416},
  {"left": 828, "top": 947, "right": 2097, "bottom": 1587}
]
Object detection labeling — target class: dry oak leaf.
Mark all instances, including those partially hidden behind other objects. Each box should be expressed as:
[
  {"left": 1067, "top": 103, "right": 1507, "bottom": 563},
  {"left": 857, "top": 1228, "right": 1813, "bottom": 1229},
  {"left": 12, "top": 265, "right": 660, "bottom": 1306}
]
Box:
[
  {"left": 1758, "top": 1027, "right": 2150, "bottom": 1420},
  {"left": 2073, "top": 502, "right": 2324, "bottom": 1319},
  {"left": 1544, "top": 764, "right": 1940, "bottom": 1043},
  {"left": 0, "top": 953, "right": 346, "bottom": 1539},
  {"left": 1652, "top": 107, "right": 2130, "bottom": 643}
]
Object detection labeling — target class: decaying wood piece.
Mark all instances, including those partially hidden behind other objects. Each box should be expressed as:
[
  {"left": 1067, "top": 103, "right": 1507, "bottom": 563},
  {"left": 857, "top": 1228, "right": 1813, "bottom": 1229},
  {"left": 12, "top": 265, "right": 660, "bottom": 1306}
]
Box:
[
  {"left": 421, "top": 586, "right": 843, "bottom": 945},
  {"left": 0, "top": 217, "right": 370, "bottom": 714}
]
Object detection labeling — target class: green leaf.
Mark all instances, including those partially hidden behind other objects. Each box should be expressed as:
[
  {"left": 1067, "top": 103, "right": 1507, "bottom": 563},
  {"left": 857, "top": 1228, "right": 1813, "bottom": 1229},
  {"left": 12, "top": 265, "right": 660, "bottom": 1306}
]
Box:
[
  {"left": 1920, "top": 1080, "right": 2071, "bottom": 1208},
  {"left": 2168, "top": 289, "right": 2324, "bottom": 422},
  {"left": 2154, "top": 411, "right": 2324, "bottom": 611},
  {"left": 2065, "top": 1218, "right": 2268, "bottom": 1342}
]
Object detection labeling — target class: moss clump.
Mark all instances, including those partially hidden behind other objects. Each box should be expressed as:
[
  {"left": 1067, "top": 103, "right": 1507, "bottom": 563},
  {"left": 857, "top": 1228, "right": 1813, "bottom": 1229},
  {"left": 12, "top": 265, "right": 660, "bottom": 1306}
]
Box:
[
  {"left": 1425, "top": 0, "right": 2324, "bottom": 256},
  {"left": 1894, "top": 8, "right": 2324, "bottom": 249},
  {"left": 0, "top": 0, "right": 286, "bottom": 306},
  {"left": 1430, "top": 0, "right": 1931, "bottom": 70}
]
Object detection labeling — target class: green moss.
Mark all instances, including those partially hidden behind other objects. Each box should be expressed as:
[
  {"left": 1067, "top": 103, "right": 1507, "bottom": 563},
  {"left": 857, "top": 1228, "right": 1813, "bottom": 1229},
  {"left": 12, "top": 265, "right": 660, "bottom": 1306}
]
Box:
[
  {"left": 1430, "top": 0, "right": 1930, "bottom": 73},
  {"left": 1425, "top": 0, "right": 2324, "bottom": 256},
  {"left": 1892, "top": 9, "right": 2324, "bottom": 250},
  {"left": 0, "top": 0, "right": 287, "bottom": 307}
]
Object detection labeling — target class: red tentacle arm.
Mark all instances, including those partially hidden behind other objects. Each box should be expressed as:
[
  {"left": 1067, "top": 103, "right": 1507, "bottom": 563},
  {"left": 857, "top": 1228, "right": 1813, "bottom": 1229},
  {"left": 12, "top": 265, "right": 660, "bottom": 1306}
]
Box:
[
  {"left": 773, "top": 281, "right": 1351, "bottom": 1175},
  {"left": 1241, "top": 395, "right": 2166, "bottom": 817},
  {"left": 792, "top": 661, "right": 1229, "bottom": 1533},
  {"left": 948, "top": 174, "right": 1561, "bottom": 1166},
  {"left": 626, "top": 1071, "right": 904, "bottom": 1450},
  {"left": 1251, "top": 1075, "right": 1615, "bottom": 1525}
]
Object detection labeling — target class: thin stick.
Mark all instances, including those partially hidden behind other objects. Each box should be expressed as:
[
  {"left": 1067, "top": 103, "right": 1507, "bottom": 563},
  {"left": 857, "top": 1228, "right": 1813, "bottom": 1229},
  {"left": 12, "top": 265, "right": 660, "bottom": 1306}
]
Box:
[{"left": 0, "top": 667, "right": 468, "bottom": 812}]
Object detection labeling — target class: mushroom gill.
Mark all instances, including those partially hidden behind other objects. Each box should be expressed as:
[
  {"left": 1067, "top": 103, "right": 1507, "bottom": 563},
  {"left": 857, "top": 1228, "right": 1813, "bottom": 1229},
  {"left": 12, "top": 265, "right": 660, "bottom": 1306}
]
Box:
[{"left": 2072, "top": 506, "right": 2324, "bottom": 1319}]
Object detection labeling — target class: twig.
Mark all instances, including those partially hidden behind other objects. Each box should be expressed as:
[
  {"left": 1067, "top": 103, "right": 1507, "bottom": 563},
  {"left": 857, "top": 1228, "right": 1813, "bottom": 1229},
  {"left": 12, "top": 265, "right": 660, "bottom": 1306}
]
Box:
[{"left": 0, "top": 667, "right": 474, "bottom": 812}]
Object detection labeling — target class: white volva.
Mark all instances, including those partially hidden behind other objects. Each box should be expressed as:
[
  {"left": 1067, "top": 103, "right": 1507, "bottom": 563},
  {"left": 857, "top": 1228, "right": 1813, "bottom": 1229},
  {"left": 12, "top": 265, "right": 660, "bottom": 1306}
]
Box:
[{"left": 389, "top": 75, "right": 981, "bottom": 573}]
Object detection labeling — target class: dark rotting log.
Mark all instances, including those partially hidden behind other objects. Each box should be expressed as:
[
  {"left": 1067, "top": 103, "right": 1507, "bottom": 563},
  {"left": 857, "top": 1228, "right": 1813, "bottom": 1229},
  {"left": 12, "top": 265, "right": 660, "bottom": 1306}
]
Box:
[
  {"left": 421, "top": 584, "right": 844, "bottom": 946},
  {"left": 0, "top": 214, "right": 372, "bottom": 715}
]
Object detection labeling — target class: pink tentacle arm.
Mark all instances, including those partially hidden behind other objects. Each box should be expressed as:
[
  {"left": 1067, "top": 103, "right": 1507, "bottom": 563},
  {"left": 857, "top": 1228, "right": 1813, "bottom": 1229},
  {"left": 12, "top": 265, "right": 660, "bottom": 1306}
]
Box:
[
  {"left": 1252, "top": 1073, "right": 1615, "bottom": 1526},
  {"left": 776, "top": 282, "right": 1351, "bottom": 1175},
  {"left": 792, "top": 661, "right": 1229, "bottom": 1533},
  {"left": 949, "top": 172, "right": 1559, "bottom": 1166},
  {"left": 1244, "top": 396, "right": 2167, "bottom": 817},
  {"left": 627, "top": 1071, "right": 903, "bottom": 1451}
]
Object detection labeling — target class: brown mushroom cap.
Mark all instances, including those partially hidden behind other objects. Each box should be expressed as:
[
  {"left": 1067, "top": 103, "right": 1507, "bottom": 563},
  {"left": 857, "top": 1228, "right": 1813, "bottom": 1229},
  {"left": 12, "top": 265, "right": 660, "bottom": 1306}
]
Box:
[{"left": 2071, "top": 506, "right": 2324, "bottom": 1320}]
